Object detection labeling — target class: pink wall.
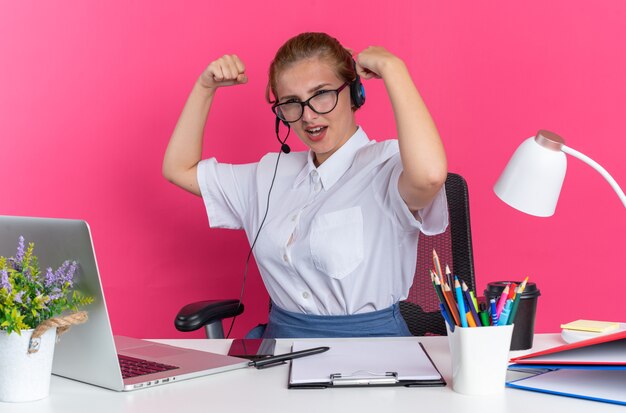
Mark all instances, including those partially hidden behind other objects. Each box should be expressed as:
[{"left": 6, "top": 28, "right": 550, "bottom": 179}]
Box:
[{"left": 1, "top": 1, "right": 624, "bottom": 338}]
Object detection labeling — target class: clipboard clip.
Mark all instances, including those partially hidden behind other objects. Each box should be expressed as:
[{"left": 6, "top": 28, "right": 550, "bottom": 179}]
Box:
[{"left": 330, "top": 371, "right": 399, "bottom": 386}]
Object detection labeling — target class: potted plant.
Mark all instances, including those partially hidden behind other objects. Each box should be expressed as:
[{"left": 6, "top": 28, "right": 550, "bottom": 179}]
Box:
[{"left": 0, "top": 236, "right": 93, "bottom": 403}]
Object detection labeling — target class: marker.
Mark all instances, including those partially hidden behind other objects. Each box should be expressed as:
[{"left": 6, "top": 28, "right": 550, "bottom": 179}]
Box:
[
  {"left": 478, "top": 302, "right": 491, "bottom": 326},
  {"left": 455, "top": 278, "right": 468, "bottom": 327}
]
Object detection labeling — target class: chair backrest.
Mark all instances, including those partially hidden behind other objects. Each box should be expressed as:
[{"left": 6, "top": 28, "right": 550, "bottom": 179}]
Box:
[{"left": 400, "top": 172, "right": 476, "bottom": 336}]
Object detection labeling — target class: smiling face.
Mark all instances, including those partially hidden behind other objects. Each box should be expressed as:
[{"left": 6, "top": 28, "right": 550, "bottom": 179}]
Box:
[{"left": 275, "top": 57, "right": 358, "bottom": 166}]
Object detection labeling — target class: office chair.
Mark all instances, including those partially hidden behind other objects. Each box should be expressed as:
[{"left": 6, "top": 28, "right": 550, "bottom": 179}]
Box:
[{"left": 175, "top": 172, "right": 475, "bottom": 338}]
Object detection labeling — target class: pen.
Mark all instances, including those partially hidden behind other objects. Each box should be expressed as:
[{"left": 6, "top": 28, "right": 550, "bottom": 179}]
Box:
[
  {"left": 248, "top": 346, "right": 330, "bottom": 369},
  {"left": 490, "top": 298, "right": 499, "bottom": 325}
]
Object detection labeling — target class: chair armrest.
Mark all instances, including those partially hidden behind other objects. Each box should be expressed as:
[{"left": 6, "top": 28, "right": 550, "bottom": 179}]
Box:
[{"left": 174, "top": 299, "right": 244, "bottom": 332}]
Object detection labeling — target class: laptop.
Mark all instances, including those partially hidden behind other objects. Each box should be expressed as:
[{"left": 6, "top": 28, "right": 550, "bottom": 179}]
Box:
[{"left": 0, "top": 215, "right": 249, "bottom": 391}]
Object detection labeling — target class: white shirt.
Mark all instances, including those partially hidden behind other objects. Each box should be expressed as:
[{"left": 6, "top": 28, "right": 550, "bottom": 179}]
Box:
[{"left": 197, "top": 127, "right": 448, "bottom": 315}]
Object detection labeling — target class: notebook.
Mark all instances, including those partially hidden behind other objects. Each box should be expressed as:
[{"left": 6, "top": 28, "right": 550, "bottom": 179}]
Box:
[{"left": 0, "top": 216, "right": 249, "bottom": 391}]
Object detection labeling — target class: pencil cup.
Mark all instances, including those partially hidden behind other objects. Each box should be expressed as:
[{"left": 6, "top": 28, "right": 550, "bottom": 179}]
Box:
[
  {"left": 485, "top": 281, "right": 540, "bottom": 350},
  {"left": 446, "top": 324, "right": 513, "bottom": 395}
]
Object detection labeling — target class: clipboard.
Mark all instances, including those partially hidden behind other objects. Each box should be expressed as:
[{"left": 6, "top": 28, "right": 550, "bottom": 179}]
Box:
[{"left": 287, "top": 340, "right": 446, "bottom": 389}]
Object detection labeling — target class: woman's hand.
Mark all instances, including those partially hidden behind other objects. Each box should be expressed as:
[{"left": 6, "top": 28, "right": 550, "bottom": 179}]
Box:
[
  {"left": 198, "top": 54, "right": 248, "bottom": 89},
  {"left": 354, "top": 46, "right": 403, "bottom": 80}
]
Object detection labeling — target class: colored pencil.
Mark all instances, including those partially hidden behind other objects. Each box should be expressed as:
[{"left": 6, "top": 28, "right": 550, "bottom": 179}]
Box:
[
  {"left": 507, "top": 277, "right": 529, "bottom": 325},
  {"left": 443, "top": 283, "right": 461, "bottom": 326},
  {"left": 455, "top": 278, "right": 468, "bottom": 327},
  {"left": 440, "top": 303, "right": 455, "bottom": 332},
  {"left": 508, "top": 283, "right": 518, "bottom": 300},
  {"left": 432, "top": 249, "right": 443, "bottom": 283},
  {"left": 497, "top": 299, "right": 513, "bottom": 326},
  {"left": 461, "top": 280, "right": 481, "bottom": 327},
  {"left": 431, "top": 270, "right": 453, "bottom": 322},
  {"left": 495, "top": 285, "right": 510, "bottom": 317},
  {"left": 445, "top": 265, "right": 454, "bottom": 291}
]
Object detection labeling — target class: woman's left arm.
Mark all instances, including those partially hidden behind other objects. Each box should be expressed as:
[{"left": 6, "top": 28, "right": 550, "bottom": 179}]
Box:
[{"left": 356, "top": 47, "right": 447, "bottom": 213}]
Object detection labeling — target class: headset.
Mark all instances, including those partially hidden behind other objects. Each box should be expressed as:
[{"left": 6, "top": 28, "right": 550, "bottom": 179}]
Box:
[
  {"left": 224, "top": 58, "right": 365, "bottom": 337},
  {"left": 349, "top": 58, "right": 366, "bottom": 109}
]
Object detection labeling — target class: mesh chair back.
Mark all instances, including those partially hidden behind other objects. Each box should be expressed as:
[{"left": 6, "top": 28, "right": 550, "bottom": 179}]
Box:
[{"left": 400, "top": 173, "right": 476, "bottom": 336}]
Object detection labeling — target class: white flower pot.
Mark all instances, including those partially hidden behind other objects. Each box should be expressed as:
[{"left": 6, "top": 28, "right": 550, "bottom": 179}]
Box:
[{"left": 0, "top": 327, "right": 57, "bottom": 402}]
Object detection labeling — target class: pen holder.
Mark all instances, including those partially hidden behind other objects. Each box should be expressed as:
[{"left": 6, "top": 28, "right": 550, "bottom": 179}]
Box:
[{"left": 446, "top": 324, "right": 513, "bottom": 395}]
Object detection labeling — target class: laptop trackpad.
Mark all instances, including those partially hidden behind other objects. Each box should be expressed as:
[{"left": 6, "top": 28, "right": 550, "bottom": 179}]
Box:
[{"left": 123, "top": 345, "right": 187, "bottom": 359}]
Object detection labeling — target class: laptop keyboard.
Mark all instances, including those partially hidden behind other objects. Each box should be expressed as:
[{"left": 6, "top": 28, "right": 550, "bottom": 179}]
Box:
[{"left": 118, "top": 354, "right": 179, "bottom": 379}]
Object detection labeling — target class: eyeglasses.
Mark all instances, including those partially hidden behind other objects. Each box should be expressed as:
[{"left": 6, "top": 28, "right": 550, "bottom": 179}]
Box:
[{"left": 272, "top": 82, "right": 349, "bottom": 123}]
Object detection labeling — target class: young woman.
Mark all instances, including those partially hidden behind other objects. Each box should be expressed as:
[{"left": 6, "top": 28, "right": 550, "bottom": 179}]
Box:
[{"left": 163, "top": 32, "right": 448, "bottom": 338}]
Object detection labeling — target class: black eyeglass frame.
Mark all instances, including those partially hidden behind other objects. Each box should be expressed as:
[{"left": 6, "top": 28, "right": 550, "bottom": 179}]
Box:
[{"left": 271, "top": 82, "right": 350, "bottom": 123}]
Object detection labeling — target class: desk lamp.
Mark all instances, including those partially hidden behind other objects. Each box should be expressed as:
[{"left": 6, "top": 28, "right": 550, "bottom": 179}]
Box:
[{"left": 494, "top": 130, "right": 626, "bottom": 216}]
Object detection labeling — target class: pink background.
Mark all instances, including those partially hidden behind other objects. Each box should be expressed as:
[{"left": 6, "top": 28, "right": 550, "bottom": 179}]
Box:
[{"left": 1, "top": 1, "right": 624, "bottom": 338}]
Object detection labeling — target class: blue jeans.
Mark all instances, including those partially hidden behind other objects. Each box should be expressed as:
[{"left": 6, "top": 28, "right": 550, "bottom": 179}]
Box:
[{"left": 246, "top": 302, "right": 411, "bottom": 338}]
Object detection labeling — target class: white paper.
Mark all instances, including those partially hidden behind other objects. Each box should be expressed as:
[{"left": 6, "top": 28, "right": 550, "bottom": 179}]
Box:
[{"left": 289, "top": 340, "right": 441, "bottom": 385}]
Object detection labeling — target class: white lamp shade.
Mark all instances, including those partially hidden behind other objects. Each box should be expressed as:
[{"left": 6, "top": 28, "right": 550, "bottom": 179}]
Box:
[{"left": 494, "top": 136, "right": 567, "bottom": 217}]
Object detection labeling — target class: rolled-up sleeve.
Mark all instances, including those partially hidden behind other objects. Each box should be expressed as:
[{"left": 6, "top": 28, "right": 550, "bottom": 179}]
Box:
[
  {"left": 387, "top": 155, "right": 449, "bottom": 235},
  {"left": 197, "top": 158, "right": 258, "bottom": 229}
]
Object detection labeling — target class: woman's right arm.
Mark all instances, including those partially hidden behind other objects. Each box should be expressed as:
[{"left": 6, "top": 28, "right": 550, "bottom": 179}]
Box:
[{"left": 162, "top": 55, "right": 247, "bottom": 196}]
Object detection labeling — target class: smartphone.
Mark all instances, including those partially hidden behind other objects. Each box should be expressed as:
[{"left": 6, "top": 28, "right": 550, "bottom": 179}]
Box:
[{"left": 227, "top": 338, "right": 277, "bottom": 361}]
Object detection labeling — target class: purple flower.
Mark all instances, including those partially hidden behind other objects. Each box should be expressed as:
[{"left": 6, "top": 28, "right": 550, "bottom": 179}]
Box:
[
  {"left": 15, "top": 236, "right": 25, "bottom": 262},
  {"left": 44, "top": 267, "right": 56, "bottom": 287},
  {"left": 0, "top": 269, "right": 10, "bottom": 293},
  {"left": 14, "top": 291, "right": 25, "bottom": 303},
  {"left": 47, "top": 288, "right": 64, "bottom": 302}
]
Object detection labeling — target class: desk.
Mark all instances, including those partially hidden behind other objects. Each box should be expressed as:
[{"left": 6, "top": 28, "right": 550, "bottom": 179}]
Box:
[{"left": 1, "top": 334, "right": 621, "bottom": 413}]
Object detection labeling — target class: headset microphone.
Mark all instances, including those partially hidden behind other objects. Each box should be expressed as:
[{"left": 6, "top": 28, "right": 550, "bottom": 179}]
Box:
[{"left": 275, "top": 117, "right": 291, "bottom": 154}]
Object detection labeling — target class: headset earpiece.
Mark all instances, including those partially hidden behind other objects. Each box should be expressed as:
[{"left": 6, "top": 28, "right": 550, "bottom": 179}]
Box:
[{"left": 349, "top": 58, "right": 366, "bottom": 109}]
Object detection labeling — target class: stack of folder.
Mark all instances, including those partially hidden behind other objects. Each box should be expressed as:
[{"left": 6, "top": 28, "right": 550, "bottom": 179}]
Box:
[{"left": 506, "top": 330, "right": 626, "bottom": 406}]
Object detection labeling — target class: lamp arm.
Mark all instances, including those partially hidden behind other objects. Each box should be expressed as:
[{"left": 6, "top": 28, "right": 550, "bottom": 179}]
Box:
[{"left": 561, "top": 144, "right": 626, "bottom": 207}]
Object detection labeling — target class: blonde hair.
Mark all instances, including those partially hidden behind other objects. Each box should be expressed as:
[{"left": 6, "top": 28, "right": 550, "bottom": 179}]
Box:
[{"left": 266, "top": 32, "right": 355, "bottom": 104}]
